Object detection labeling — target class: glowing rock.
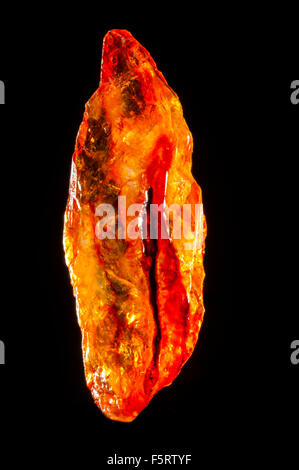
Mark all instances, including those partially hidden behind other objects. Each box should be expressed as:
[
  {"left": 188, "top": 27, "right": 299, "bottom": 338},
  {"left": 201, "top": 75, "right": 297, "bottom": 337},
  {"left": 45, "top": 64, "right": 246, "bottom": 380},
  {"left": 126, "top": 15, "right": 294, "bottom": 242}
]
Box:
[{"left": 63, "top": 29, "right": 206, "bottom": 422}]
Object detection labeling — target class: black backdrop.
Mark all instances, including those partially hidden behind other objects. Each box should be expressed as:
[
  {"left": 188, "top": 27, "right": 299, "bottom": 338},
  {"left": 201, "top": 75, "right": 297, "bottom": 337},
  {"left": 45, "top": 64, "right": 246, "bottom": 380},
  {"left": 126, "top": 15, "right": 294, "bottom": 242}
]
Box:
[{"left": 0, "top": 8, "right": 298, "bottom": 467}]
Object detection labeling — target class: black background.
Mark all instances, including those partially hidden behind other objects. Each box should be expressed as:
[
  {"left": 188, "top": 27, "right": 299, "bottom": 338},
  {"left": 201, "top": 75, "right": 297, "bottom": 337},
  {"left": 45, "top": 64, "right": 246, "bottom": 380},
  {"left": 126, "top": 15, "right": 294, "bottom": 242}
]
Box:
[{"left": 0, "top": 7, "right": 298, "bottom": 467}]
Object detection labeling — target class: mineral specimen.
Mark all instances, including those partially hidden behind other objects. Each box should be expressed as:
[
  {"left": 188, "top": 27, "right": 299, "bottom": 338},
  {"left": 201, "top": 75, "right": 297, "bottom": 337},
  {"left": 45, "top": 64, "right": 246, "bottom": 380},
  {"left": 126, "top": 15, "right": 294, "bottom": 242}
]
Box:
[{"left": 63, "top": 29, "right": 206, "bottom": 422}]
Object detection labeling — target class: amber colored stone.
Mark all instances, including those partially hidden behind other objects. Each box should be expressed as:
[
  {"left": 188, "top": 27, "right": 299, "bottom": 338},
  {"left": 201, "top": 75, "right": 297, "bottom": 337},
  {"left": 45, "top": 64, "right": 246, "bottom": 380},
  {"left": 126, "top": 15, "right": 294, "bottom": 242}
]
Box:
[{"left": 63, "top": 29, "right": 207, "bottom": 422}]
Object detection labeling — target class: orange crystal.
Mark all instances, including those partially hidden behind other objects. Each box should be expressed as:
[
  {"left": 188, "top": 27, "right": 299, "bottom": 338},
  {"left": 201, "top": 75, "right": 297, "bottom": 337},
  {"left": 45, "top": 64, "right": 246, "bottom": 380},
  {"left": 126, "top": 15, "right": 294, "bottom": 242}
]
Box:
[{"left": 63, "top": 30, "right": 206, "bottom": 422}]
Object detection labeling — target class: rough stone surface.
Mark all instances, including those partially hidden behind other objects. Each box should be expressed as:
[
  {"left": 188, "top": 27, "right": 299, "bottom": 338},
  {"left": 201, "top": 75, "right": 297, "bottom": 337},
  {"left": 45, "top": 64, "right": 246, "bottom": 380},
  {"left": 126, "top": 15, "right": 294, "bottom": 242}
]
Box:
[{"left": 63, "top": 30, "right": 206, "bottom": 422}]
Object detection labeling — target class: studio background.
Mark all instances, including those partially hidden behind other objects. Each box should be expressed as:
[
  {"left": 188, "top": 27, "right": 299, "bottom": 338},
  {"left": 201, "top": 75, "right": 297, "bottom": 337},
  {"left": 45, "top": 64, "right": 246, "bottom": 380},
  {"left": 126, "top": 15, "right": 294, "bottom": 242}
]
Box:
[{"left": 0, "top": 9, "right": 298, "bottom": 466}]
